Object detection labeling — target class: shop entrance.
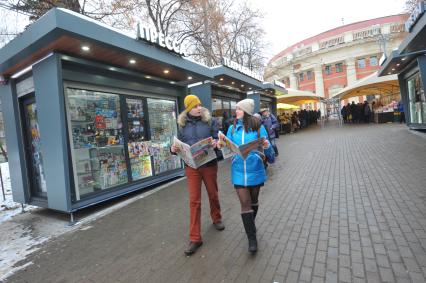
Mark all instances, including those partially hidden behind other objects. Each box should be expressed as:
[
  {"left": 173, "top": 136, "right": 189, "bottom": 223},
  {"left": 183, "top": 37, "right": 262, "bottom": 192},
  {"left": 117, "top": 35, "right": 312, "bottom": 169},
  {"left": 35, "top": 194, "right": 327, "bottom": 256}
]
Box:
[
  {"left": 407, "top": 72, "right": 426, "bottom": 125},
  {"left": 20, "top": 94, "right": 47, "bottom": 198}
]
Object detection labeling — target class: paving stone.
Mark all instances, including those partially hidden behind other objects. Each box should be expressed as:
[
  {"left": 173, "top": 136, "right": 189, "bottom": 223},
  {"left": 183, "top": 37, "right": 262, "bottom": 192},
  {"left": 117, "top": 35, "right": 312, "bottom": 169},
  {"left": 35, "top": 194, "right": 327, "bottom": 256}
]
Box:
[
  {"left": 352, "top": 262, "right": 365, "bottom": 279},
  {"left": 339, "top": 267, "right": 352, "bottom": 283},
  {"left": 4, "top": 123, "right": 426, "bottom": 283}
]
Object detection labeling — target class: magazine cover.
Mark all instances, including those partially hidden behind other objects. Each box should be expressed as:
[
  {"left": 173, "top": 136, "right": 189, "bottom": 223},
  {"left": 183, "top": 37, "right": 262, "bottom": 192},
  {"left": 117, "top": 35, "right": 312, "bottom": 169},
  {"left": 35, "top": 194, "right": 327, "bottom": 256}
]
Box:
[
  {"left": 173, "top": 136, "right": 216, "bottom": 168},
  {"left": 219, "top": 131, "right": 265, "bottom": 160}
]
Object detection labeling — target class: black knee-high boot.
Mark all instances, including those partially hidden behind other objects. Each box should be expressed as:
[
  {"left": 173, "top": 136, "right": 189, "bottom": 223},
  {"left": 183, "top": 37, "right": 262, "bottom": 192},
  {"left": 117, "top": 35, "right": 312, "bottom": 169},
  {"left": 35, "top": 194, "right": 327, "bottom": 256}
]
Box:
[
  {"left": 252, "top": 204, "right": 258, "bottom": 221},
  {"left": 241, "top": 212, "right": 257, "bottom": 254}
]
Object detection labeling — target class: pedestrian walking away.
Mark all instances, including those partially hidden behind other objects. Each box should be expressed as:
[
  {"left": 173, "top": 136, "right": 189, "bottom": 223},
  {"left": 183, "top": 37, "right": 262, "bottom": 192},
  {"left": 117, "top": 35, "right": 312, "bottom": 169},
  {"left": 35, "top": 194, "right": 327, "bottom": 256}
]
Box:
[
  {"left": 260, "top": 108, "right": 279, "bottom": 156},
  {"left": 219, "top": 98, "right": 274, "bottom": 254},
  {"left": 170, "top": 94, "right": 225, "bottom": 256}
]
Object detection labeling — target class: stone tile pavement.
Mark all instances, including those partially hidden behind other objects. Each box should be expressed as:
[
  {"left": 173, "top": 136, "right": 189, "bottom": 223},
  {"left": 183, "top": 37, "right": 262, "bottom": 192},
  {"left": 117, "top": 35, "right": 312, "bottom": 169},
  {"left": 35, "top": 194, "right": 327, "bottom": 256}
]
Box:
[{"left": 4, "top": 122, "right": 426, "bottom": 283}]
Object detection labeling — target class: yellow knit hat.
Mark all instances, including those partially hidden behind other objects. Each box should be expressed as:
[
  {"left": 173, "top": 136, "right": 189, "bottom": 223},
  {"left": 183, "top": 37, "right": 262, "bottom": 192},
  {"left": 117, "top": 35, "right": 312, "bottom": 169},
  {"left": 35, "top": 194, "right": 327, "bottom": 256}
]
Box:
[{"left": 184, "top": 95, "right": 202, "bottom": 112}]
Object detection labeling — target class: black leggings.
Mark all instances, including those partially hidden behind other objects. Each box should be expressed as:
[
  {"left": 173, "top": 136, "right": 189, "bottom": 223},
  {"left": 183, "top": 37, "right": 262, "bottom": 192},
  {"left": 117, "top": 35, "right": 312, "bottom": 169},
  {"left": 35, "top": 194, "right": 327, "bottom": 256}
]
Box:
[{"left": 235, "top": 186, "right": 260, "bottom": 212}]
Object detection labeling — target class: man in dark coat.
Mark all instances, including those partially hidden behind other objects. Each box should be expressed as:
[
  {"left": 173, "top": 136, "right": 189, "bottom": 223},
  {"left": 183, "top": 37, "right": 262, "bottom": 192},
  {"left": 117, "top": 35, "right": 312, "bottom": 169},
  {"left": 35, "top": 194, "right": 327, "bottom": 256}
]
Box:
[{"left": 171, "top": 95, "right": 225, "bottom": 256}]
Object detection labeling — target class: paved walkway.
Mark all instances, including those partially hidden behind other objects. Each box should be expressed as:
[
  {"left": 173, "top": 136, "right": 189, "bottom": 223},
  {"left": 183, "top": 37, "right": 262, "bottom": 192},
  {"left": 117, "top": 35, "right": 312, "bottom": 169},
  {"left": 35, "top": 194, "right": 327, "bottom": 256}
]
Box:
[{"left": 4, "top": 122, "right": 426, "bottom": 283}]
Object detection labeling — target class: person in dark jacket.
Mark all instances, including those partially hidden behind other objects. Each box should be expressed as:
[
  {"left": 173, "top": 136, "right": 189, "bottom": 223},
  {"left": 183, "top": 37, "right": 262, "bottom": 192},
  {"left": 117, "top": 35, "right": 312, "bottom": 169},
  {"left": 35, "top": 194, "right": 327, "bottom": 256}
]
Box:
[
  {"left": 219, "top": 99, "right": 274, "bottom": 254},
  {"left": 363, "top": 101, "right": 371, "bottom": 123},
  {"left": 171, "top": 95, "right": 224, "bottom": 256},
  {"left": 398, "top": 100, "right": 405, "bottom": 123},
  {"left": 260, "top": 109, "right": 279, "bottom": 156}
]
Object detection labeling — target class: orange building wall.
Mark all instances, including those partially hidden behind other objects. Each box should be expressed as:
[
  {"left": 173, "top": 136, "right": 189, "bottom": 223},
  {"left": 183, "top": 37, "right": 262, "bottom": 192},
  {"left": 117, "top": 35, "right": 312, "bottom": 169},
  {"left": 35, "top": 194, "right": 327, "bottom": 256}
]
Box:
[
  {"left": 355, "top": 56, "right": 381, "bottom": 80},
  {"left": 322, "top": 64, "right": 348, "bottom": 98}
]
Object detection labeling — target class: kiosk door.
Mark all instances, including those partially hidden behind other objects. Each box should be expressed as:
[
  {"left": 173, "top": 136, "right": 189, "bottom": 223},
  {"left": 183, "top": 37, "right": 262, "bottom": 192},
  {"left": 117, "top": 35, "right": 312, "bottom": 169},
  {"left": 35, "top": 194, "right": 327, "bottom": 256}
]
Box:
[{"left": 21, "top": 95, "right": 47, "bottom": 198}]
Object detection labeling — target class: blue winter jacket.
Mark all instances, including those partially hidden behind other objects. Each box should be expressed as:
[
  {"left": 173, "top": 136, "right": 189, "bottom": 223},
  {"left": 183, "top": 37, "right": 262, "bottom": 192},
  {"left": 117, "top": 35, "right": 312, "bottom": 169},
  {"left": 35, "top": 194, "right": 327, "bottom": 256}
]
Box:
[{"left": 226, "top": 120, "right": 274, "bottom": 187}]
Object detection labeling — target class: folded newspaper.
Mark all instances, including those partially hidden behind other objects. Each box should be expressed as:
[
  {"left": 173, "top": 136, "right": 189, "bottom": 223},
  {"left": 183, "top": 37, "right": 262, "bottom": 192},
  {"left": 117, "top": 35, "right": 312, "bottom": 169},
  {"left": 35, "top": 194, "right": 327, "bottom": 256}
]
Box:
[
  {"left": 219, "top": 131, "right": 265, "bottom": 160},
  {"left": 173, "top": 136, "right": 217, "bottom": 169}
]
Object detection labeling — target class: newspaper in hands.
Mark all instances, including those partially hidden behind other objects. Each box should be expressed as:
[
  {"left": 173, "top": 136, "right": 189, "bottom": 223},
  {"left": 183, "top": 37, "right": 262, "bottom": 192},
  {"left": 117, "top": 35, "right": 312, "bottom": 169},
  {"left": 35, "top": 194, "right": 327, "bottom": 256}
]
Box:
[
  {"left": 218, "top": 131, "right": 265, "bottom": 160},
  {"left": 173, "top": 136, "right": 217, "bottom": 169}
]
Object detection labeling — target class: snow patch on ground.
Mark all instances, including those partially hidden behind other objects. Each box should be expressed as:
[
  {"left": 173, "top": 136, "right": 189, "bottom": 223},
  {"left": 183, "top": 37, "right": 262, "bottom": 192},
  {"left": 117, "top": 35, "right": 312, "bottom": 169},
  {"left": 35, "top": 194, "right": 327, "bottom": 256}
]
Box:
[
  {"left": 0, "top": 162, "right": 183, "bottom": 281},
  {"left": 0, "top": 162, "right": 74, "bottom": 280}
]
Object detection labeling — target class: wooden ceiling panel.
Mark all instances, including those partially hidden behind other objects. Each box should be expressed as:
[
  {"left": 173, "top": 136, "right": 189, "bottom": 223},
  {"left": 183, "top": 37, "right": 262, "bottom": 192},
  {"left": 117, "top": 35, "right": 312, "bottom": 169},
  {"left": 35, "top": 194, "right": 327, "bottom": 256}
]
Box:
[{"left": 3, "top": 35, "right": 200, "bottom": 83}]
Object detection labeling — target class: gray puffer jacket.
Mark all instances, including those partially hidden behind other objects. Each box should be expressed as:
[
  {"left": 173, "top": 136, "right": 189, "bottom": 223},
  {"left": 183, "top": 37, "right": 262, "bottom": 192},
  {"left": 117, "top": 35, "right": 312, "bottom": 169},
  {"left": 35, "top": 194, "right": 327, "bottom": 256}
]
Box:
[{"left": 176, "top": 107, "right": 218, "bottom": 167}]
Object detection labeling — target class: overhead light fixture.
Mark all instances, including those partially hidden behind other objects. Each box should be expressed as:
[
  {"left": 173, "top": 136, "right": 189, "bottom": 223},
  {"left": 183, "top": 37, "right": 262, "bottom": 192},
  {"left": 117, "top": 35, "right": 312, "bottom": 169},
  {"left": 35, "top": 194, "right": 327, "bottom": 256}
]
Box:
[
  {"left": 145, "top": 75, "right": 151, "bottom": 79},
  {"left": 81, "top": 46, "right": 90, "bottom": 51},
  {"left": 220, "top": 78, "right": 224, "bottom": 81},
  {"left": 129, "top": 59, "right": 136, "bottom": 64},
  {"left": 392, "top": 68, "right": 395, "bottom": 71},
  {"left": 396, "top": 63, "right": 400, "bottom": 66},
  {"left": 249, "top": 87, "right": 252, "bottom": 90},
  {"left": 388, "top": 72, "right": 392, "bottom": 75},
  {"left": 109, "top": 67, "right": 116, "bottom": 71},
  {"left": 241, "top": 84, "right": 244, "bottom": 87},
  {"left": 401, "top": 58, "right": 406, "bottom": 61},
  {"left": 231, "top": 82, "right": 235, "bottom": 84},
  {"left": 163, "top": 69, "right": 170, "bottom": 74},
  {"left": 187, "top": 76, "right": 193, "bottom": 80},
  {"left": 170, "top": 81, "right": 176, "bottom": 84}
]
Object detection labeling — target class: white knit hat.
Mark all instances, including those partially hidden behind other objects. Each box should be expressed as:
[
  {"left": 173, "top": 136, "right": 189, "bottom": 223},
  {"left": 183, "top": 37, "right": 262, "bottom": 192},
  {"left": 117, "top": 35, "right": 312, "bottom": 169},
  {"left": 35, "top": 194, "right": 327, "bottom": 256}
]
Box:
[{"left": 236, "top": 99, "right": 254, "bottom": 116}]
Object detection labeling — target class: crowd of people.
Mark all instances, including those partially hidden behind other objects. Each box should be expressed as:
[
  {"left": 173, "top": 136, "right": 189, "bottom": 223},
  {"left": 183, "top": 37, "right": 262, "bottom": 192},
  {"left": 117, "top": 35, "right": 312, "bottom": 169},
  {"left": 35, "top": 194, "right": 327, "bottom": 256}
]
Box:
[
  {"left": 340, "top": 101, "right": 372, "bottom": 123},
  {"left": 278, "top": 109, "right": 321, "bottom": 133}
]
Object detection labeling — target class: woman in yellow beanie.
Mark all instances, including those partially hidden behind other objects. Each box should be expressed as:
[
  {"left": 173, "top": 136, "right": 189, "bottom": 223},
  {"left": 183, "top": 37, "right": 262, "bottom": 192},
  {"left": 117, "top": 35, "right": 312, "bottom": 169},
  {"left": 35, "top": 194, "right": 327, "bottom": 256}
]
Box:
[{"left": 171, "top": 94, "right": 225, "bottom": 256}]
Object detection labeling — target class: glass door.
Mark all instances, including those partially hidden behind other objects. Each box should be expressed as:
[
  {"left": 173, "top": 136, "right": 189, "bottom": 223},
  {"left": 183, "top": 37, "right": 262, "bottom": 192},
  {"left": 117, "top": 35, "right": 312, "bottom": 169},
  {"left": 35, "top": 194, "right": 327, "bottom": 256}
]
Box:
[
  {"left": 21, "top": 95, "right": 47, "bottom": 198},
  {"left": 124, "top": 97, "right": 153, "bottom": 181},
  {"left": 147, "top": 98, "right": 181, "bottom": 175},
  {"left": 407, "top": 73, "right": 425, "bottom": 124}
]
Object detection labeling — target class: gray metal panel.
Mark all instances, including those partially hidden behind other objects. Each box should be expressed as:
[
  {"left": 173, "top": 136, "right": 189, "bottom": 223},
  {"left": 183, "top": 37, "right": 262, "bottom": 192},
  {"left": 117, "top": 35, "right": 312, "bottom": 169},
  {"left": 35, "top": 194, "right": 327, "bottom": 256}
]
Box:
[
  {"left": 210, "top": 66, "right": 264, "bottom": 89},
  {"left": 32, "top": 54, "right": 71, "bottom": 212},
  {"left": 0, "top": 8, "right": 212, "bottom": 79},
  {"left": 417, "top": 56, "right": 426, "bottom": 90},
  {"left": 0, "top": 11, "right": 57, "bottom": 72},
  {"left": 189, "top": 83, "right": 213, "bottom": 111},
  {"left": 0, "top": 83, "right": 28, "bottom": 203}
]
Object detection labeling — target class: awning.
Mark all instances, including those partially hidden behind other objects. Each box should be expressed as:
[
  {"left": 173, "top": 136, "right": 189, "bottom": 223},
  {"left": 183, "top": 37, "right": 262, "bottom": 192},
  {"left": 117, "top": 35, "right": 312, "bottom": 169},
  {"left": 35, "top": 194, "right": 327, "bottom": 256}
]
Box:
[
  {"left": 277, "top": 103, "right": 299, "bottom": 110},
  {"left": 332, "top": 71, "right": 399, "bottom": 100},
  {"left": 276, "top": 88, "right": 324, "bottom": 105}
]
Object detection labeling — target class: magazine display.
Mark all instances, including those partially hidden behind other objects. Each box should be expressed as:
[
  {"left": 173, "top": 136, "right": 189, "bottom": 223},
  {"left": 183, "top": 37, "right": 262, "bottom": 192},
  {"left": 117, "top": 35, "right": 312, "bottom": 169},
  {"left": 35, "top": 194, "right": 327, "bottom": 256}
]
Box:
[
  {"left": 218, "top": 131, "right": 265, "bottom": 160},
  {"left": 173, "top": 136, "right": 216, "bottom": 169}
]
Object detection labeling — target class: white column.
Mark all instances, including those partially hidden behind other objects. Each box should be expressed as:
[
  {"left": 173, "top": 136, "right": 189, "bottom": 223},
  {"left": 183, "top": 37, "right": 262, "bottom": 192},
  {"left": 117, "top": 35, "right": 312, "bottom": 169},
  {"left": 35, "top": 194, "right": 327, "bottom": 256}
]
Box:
[
  {"left": 346, "top": 57, "right": 357, "bottom": 86},
  {"left": 289, "top": 73, "right": 298, "bottom": 89},
  {"left": 314, "top": 65, "right": 325, "bottom": 97}
]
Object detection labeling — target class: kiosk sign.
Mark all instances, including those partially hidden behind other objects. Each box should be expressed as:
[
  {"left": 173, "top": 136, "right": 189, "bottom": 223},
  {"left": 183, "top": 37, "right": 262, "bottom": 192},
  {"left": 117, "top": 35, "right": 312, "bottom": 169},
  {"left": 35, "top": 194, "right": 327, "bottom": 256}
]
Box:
[
  {"left": 222, "top": 58, "right": 264, "bottom": 81},
  {"left": 405, "top": 1, "right": 425, "bottom": 32},
  {"left": 136, "top": 24, "right": 188, "bottom": 57},
  {"left": 274, "top": 80, "right": 286, "bottom": 89}
]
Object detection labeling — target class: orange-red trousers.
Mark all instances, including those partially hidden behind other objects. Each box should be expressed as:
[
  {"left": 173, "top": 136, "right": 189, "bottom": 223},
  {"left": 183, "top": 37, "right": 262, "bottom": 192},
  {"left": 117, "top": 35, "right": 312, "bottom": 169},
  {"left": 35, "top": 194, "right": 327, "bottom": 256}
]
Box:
[{"left": 185, "top": 164, "right": 222, "bottom": 242}]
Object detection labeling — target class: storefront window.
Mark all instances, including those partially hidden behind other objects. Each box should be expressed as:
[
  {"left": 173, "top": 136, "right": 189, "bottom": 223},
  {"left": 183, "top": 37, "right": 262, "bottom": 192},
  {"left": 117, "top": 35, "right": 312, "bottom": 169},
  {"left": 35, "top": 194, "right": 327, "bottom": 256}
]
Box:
[
  {"left": 212, "top": 98, "right": 223, "bottom": 117},
  {"left": 407, "top": 73, "right": 425, "bottom": 124},
  {"left": 147, "top": 98, "right": 181, "bottom": 175},
  {"left": 126, "top": 98, "right": 152, "bottom": 181},
  {"left": 260, "top": 101, "right": 272, "bottom": 112},
  {"left": 230, "top": 100, "right": 237, "bottom": 117},
  {"left": 67, "top": 88, "right": 128, "bottom": 199}
]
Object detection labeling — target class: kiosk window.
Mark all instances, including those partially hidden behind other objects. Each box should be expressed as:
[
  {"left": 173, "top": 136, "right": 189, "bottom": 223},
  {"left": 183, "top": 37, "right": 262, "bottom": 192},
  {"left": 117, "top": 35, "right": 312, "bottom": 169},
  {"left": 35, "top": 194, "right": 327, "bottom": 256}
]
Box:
[
  {"left": 66, "top": 88, "right": 128, "bottom": 199},
  {"left": 126, "top": 98, "right": 153, "bottom": 181}
]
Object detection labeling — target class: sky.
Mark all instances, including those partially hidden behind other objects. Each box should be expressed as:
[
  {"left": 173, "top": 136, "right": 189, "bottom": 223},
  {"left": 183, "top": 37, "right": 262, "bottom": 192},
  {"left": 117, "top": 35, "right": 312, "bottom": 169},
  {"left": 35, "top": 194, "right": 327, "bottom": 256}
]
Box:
[
  {"left": 246, "top": 0, "right": 408, "bottom": 60},
  {"left": 1, "top": 0, "right": 408, "bottom": 61}
]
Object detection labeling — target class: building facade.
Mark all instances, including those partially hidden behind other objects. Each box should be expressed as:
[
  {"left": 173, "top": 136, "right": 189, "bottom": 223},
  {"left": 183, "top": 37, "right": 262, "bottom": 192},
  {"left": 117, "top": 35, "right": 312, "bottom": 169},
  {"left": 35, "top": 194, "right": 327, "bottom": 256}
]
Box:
[
  {"left": 0, "top": 8, "right": 284, "bottom": 215},
  {"left": 379, "top": 2, "right": 426, "bottom": 129},
  {"left": 265, "top": 15, "right": 408, "bottom": 112}
]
